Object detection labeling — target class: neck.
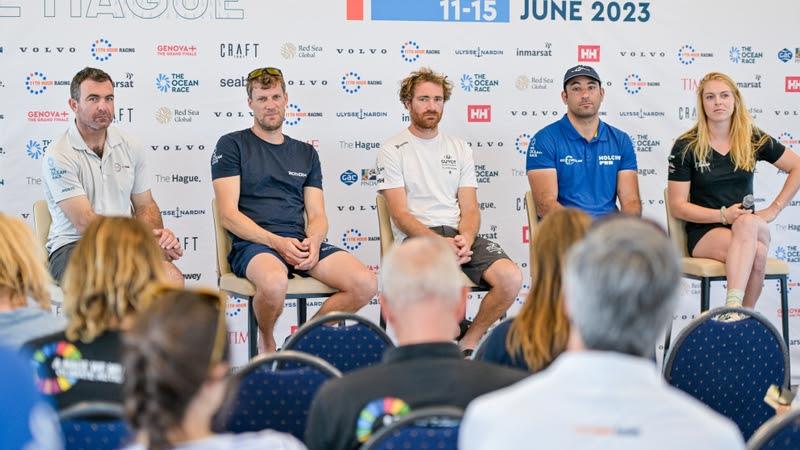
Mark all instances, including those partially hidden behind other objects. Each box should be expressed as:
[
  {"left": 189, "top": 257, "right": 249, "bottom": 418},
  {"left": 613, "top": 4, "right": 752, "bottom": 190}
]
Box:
[
  {"left": 707, "top": 119, "right": 731, "bottom": 141},
  {"left": 566, "top": 330, "right": 585, "bottom": 352},
  {"left": 566, "top": 113, "right": 600, "bottom": 141},
  {"left": 0, "top": 293, "right": 23, "bottom": 312},
  {"left": 166, "top": 400, "right": 214, "bottom": 445},
  {"left": 251, "top": 124, "right": 284, "bottom": 145},
  {"left": 390, "top": 304, "right": 456, "bottom": 346},
  {"left": 75, "top": 120, "right": 107, "bottom": 157},
  {"left": 408, "top": 124, "right": 439, "bottom": 140}
]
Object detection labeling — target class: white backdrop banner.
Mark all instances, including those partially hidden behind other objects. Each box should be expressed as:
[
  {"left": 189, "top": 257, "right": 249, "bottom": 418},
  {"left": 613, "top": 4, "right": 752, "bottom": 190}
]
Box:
[{"left": 1, "top": 0, "right": 799, "bottom": 371}]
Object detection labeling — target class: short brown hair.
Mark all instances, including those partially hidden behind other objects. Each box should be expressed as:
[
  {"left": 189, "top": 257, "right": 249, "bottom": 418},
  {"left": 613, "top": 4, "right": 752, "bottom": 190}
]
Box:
[
  {"left": 398, "top": 67, "right": 452, "bottom": 105},
  {"left": 70, "top": 67, "right": 113, "bottom": 101},
  {"left": 246, "top": 73, "right": 286, "bottom": 98}
]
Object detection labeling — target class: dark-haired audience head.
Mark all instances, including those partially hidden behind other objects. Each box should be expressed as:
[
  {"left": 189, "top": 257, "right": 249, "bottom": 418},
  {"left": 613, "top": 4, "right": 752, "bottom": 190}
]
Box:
[
  {"left": 564, "top": 216, "right": 680, "bottom": 357},
  {"left": 123, "top": 285, "right": 229, "bottom": 450},
  {"left": 0, "top": 213, "right": 52, "bottom": 310},
  {"left": 62, "top": 216, "right": 167, "bottom": 343},
  {"left": 380, "top": 236, "right": 468, "bottom": 342}
]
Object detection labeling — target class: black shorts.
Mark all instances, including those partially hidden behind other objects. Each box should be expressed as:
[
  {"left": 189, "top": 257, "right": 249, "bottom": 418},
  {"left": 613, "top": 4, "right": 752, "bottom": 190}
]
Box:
[
  {"left": 48, "top": 241, "right": 77, "bottom": 284},
  {"left": 686, "top": 222, "right": 731, "bottom": 256},
  {"left": 426, "top": 225, "right": 511, "bottom": 285}
]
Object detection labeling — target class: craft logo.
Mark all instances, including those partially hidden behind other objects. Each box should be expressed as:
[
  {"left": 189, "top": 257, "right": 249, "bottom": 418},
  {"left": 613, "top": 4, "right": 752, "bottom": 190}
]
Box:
[
  {"left": 516, "top": 133, "right": 533, "bottom": 155},
  {"left": 629, "top": 134, "right": 661, "bottom": 153},
  {"left": 114, "top": 107, "right": 134, "bottom": 124},
  {"left": 155, "top": 107, "right": 199, "bottom": 124},
  {"left": 515, "top": 75, "right": 555, "bottom": 91},
  {"left": 400, "top": 40, "right": 440, "bottom": 63},
  {"left": 775, "top": 246, "right": 800, "bottom": 263},
  {"left": 467, "top": 105, "right": 491, "bottom": 122},
  {"left": 619, "top": 109, "right": 666, "bottom": 119},
  {"left": 618, "top": 50, "right": 666, "bottom": 58},
  {"left": 156, "top": 44, "right": 197, "bottom": 57},
  {"left": 460, "top": 73, "right": 499, "bottom": 93},
  {"left": 149, "top": 144, "right": 206, "bottom": 152},
  {"left": 339, "top": 140, "right": 380, "bottom": 151},
  {"left": 340, "top": 228, "right": 379, "bottom": 251},
  {"left": 24, "top": 71, "right": 68, "bottom": 95},
  {"left": 361, "top": 168, "right": 378, "bottom": 186},
  {"left": 114, "top": 72, "right": 135, "bottom": 89},
  {"left": 466, "top": 140, "right": 504, "bottom": 150},
  {"left": 729, "top": 46, "right": 763, "bottom": 64},
  {"left": 786, "top": 77, "right": 800, "bottom": 93},
  {"left": 335, "top": 47, "right": 389, "bottom": 56},
  {"left": 475, "top": 165, "right": 499, "bottom": 183},
  {"left": 340, "top": 170, "right": 358, "bottom": 186},
  {"left": 25, "top": 139, "right": 51, "bottom": 159},
  {"left": 27, "top": 110, "right": 69, "bottom": 123},
  {"left": 577, "top": 45, "right": 600, "bottom": 62},
  {"left": 155, "top": 73, "right": 199, "bottom": 93},
  {"left": 516, "top": 42, "right": 552, "bottom": 57},
  {"left": 677, "top": 106, "right": 697, "bottom": 121},
  {"left": 178, "top": 236, "right": 199, "bottom": 252},
  {"left": 340, "top": 71, "right": 382, "bottom": 94},
  {"left": 90, "top": 38, "right": 135, "bottom": 62},
  {"left": 623, "top": 74, "right": 660, "bottom": 95},
  {"left": 779, "top": 132, "right": 798, "bottom": 149},
  {"left": 335, "top": 109, "right": 389, "bottom": 120},
  {"left": 285, "top": 103, "right": 322, "bottom": 126},
  {"left": 736, "top": 74, "right": 762, "bottom": 89},
  {"left": 219, "top": 42, "right": 258, "bottom": 58},
  {"left": 777, "top": 48, "right": 800, "bottom": 63},
  {"left": 454, "top": 46, "right": 504, "bottom": 57},
  {"left": 281, "top": 42, "right": 322, "bottom": 59},
  {"left": 677, "top": 44, "right": 713, "bottom": 65},
  {"left": 161, "top": 207, "right": 206, "bottom": 219}
]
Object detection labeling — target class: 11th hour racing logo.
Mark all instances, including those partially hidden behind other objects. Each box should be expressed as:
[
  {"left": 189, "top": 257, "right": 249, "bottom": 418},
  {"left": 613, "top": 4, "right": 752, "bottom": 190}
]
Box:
[
  {"left": 623, "top": 74, "right": 661, "bottom": 94},
  {"left": 677, "top": 44, "right": 713, "bottom": 65},
  {"left": 779, "top": 132, "right": 798, "bottom": 149},
  {"left": 90, "top": 38, "right": 135, "bottom": 62},
  {"left": 516, "top": 133, "right": 533, "bottom": 155},
  {"left": 285, "top": 103, "right": 322, "bottom": 126},
  {"left": 340, "top": 228, "right": 379, "bottom": 251},
  {"left": 399, "top": 40, "right": 440, "bottom": 63},
  {"left": 24, "top": 71, "right": 68, "bottom": 95},
  {"left": 340, "top": 71, "right": 382, "bottom": 94}
]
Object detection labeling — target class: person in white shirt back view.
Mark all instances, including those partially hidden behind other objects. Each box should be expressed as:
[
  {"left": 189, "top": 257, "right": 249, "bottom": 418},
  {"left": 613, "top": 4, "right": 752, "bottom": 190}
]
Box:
[{"left": 460, "top": 216, "right": 746, "bottom": 450}]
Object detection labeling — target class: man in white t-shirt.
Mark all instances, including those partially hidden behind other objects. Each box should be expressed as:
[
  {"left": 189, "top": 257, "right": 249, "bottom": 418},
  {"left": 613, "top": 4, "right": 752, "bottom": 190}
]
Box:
[
  {"left": 376, "top": 68, "right": 522, "bottom": 354},
  {"left": 460, "top": 217, "right": 745, "bottom": 450}
]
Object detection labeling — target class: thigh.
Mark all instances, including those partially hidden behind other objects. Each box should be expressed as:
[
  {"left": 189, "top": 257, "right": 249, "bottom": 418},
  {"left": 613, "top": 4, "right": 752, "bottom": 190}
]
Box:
[
  {"left": 48, "top": 241, "right": 77, "bottom": 283},
  {"left": 244, "top": 251, "right": 289, "bottom": 288},
  {"left": 462, "top": 237, "right": 510, "bottom": 285},
  {"left": 230, "top": 241, "right": 288, "bottom": 280},
  {"left": 307, "top": 249, "right": 367, "bottom": 290},
  {"left": 691, "top": 227, "right": 732, "bottom": 262}
]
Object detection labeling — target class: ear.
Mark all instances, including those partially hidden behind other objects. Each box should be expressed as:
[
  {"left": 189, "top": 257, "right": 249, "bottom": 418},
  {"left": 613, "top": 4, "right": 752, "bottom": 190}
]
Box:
[
  {"left": 403, "top": 101, "right": 411, "bottom": 111},
  {"left": 68, "top": 97, "right": 78, "bottom": 113},
  {"left": 560, "top": 90, "right": 568, "bottom": 105}
]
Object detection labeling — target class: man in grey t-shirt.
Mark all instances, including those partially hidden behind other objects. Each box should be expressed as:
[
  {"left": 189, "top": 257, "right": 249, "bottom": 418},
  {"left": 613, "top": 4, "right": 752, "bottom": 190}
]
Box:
[{"left": 42, "top": 67, "right": 183, "bottom": 283}]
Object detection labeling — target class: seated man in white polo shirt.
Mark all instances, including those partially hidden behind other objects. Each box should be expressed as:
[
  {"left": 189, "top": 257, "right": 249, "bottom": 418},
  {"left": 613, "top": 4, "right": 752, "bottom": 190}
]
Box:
[{"left": 42, "top": 67, "right": 183, "bottom": 283}]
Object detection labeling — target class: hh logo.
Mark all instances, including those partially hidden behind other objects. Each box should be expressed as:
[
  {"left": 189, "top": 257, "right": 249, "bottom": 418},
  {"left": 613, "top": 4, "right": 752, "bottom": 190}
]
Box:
[
  {"left": 786, "top": 76, "right": 800, "bottom": 93},
  {"left": 467, "top": 105, "right": 491, "bottom": 123},
  {"left": 578, "top": 45, "right": 600, "bottom": 62}
]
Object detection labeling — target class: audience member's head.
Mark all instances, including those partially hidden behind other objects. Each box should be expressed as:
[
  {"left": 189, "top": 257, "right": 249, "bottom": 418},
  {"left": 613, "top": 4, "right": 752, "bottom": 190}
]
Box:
[
  {"left": 62, "top": 216, "right": 166, "bottom": 343},
  {"left": 0, "top": 213, "right": 52, "bottom": 309},
  {"left": 508, "top": 208, "right": 591, "bottom": 371},
  {"left": 380, "top": 236, "right": 467, "bottom": 341},
  {"left": 123, "top": 285, "right": 228, "bottom": 450},
  {"left": 564, "top": 216, "right": 680, "bottom": 357}
]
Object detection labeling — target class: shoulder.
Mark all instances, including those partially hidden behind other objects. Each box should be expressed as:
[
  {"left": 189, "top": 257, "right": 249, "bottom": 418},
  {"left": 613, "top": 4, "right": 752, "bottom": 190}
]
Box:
[
  {"left": 21, "top": 329, "right": 67, "bottom": 351},
  {"left": 284, "top": 135, "right": 316, "bottom": 153},
  {"left": 216, "top": 129, "right": 251, "bottom": 147},
  {"left": 215, "top": 431, "right": 305, "bottom": 449}
]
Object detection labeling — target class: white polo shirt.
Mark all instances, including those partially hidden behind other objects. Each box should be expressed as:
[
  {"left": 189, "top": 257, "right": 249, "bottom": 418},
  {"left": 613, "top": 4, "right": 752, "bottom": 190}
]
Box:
[
  {"left": 460, "top": 352, "right": 745, "bottom": 450},
  {"left": 376, "top": 128, "right": 478, "bottom": 241},
  {"left": 42, "top": 120, "right": 151, "bottom": 253}
]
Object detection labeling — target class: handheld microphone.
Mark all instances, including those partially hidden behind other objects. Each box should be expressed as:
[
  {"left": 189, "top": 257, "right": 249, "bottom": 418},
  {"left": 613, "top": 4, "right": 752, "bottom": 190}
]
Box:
[{"left": 742, "top": 194, "right": 755, "bottom": 211}]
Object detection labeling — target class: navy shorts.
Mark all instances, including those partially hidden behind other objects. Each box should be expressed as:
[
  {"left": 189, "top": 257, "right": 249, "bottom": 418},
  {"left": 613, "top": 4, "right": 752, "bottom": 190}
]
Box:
[{"left": 229, "top": 236, "right": 344, "bottom": 279}]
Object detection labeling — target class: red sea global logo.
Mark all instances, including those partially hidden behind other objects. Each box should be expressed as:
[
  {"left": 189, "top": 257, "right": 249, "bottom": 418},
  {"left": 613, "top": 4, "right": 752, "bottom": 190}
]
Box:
[
  {"left": 577, "top": 45, "right": 600, "bottom": 62},
  {"left": 467, "top": 105, "right": 491, "bottom": 122},
  {"left": 90, "top": 38, "right": 135, "bottom": 62},
  {"left": 786, "top": 76, "right": 800, "bottom": 93},
  {"left": 778, "top": 132, "right": 798, "bottom": 149}
]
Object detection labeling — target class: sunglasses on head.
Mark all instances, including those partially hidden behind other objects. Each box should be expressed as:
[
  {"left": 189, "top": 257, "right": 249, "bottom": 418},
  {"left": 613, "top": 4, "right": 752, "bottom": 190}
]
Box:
[{"left": 247, "top": 67, "right": 283, "bottom": 81}]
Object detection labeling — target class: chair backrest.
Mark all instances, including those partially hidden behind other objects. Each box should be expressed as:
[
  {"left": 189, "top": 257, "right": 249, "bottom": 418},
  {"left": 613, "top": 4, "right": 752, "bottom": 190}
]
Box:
[
  {"left": 375, "top": 194, "right": 394, "bottom": 258},
  {"left": 361, "top": 406, "right": 463, "bottom": 450},
  {"left": 59, "top": 402, "right": 132, "bottom": 450},
  {"left": 33, "top": 200, "right": 51, "bottom": 253},
  {"left": 747, "top": 407, "right": 800, "bottom": 450},
  {"left": 211, "top": 198, "right": 233, "bottom": 278},
  {"left": 523, "top": 191, "right": 539, "bottom": 275},
  {"left": 216, "top": 350, "right": 341, "bottom": 440},
  {"left": 664, "top": 307, "right": 790, "bottom": 441},
  {"left": 282, "top": 312, "right": 394, "bottom": 373},
  {"left": 663, "top": 188, "right": 689, "bottom": 257}
]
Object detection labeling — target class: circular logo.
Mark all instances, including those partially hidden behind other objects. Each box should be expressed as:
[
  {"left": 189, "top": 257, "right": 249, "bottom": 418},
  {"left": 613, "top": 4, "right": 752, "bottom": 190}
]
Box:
[
  {"left": 25, "top": 71, "right": 50, "bottom": 95},
  {"left": 515, "top": 75, "right": 529, "bottom": 91},
  {"left": 460, "top": 73, "right": 473, "bottom": 92},
  {"left": 91, "top": 38, "right": 112, "bottom": 62},
  {"left": 624, "top": 74, "right": 642, "bottom": 95},
  {"left": 400, "top": 40, "right": 421, "bottom": 63},
  {"left": 26, "top": 140, "right": 44, "bottom": 159},
  {"left": 281, "top": 42, "right": 297, "bottom": 59},
  {"left": 356, "top": 397, "right": 411, "bottom": 443},
  {"left": 778, "top": 132, "right": 797, "bottom": 149},
  {"left": 677, "top": 44, "right": 696, "bottom": 65},
  {"left": 340, "top": 71, "right": 362, "bottom": 94},
  {"left": 341, "top": 228, "right": 365, "bottom": 251},
  {"left": 775, "top": 246, "right": 787, "bottom": 261},
  {"left": 31, "top": 341, "right": 83, "bottom": 395},
  {"left": 285, "top": 103, "right": 302, "bottom": 126},
  {"left": 340, "top": 170, "right": 358, "bottom": 186},
  {"left": 155, "top": 106, "right": 172, "bottom": 124},
  {"left": 515, "top": 133, "right": 532, "bottom": 155},
  {"left": 155, "top": 73, "right": 170, "bottom": 93},
  {"left": 778, "top": 48, "right": 793, "bottom": 63},
  {"left": 226, "top": 299, "right": 247, "bottom": 318}
]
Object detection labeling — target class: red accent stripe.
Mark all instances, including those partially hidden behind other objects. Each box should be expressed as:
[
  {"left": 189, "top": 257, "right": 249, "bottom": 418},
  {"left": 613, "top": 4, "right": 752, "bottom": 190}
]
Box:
[{"left": 346, "top": 0, "right": 363, "bottom": 20}]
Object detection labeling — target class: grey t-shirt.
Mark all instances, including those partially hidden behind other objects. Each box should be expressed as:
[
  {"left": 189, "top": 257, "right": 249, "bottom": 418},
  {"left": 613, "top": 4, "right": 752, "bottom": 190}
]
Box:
[
  {"left": 0, "top": 306, "right": 66, "bottom": 349},
  {"left": 124, "top": 431, "right": 306, "bottom": 450}
]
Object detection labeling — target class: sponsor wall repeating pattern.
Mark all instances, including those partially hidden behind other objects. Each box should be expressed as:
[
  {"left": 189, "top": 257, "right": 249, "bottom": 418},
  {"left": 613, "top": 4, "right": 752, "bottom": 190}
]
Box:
[{"left": 1, "top": 1, "right": 799, "bottom": 371}]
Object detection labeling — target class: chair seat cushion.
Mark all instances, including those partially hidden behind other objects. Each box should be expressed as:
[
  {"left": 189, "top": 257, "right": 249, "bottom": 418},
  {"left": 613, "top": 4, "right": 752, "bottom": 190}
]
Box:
[
  {"left": 219, "top": 273, "right": 337, "bottom": 297},
  {"left": 682, "top": 257, "right": 789, "bottom": 278}
]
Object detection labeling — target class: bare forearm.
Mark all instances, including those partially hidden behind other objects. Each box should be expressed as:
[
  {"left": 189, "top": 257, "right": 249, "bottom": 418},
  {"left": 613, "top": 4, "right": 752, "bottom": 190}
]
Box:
[
  {"left": 221, "top": 210, "right": 279, "bottom": 248},
  {"left": 773, "top": 170, "right": 800, "bottom": 213},
  {"left": 672, "top": 201, "right": 725, "bottom": 224},
  {"left": 393, "top": 211, "right": 439, "bottom": 238},
  {"left": 134, "top": 202, "right": 164, "bottom": 229},
  {"left": 620, "top": 199, "right": 642, "bottom": 216},
  {"left": 305, "top": 216, "right": 328, "bottom": 244},
  {"left": 458, "top": 209, "right": 480, "bottom": 243}
]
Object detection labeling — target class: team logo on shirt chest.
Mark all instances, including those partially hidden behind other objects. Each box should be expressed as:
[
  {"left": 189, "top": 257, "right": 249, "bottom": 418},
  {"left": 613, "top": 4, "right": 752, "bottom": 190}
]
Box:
[
  {"left": 559, "top": 155, "right": 583, "bottom": 165},
  {"left": 598, "top": 155, "right": 621, "bottom": 166},
  {"left": 441, "top": 154, "right": 458, "bottom": 173}
]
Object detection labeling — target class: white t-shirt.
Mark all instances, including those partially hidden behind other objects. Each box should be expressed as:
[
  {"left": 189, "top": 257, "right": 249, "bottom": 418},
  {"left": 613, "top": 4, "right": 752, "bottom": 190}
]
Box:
[
  {"left": 376, "top": 128, "right": 477, "bottom": 241},
  {"left": 460, "top": 352, "right": 745, "bottom": 450},
  {"left": 124, "top": 431, "right": 306, "bottom": 450},
  {"left": 42, "top": 121, "right": 151, "bottom": 253}
]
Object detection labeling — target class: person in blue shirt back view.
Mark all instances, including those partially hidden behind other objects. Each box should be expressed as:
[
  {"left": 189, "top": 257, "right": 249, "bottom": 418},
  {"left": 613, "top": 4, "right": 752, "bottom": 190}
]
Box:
[{"left": 526, "top": 65, "right": 641, "bottom": 218}]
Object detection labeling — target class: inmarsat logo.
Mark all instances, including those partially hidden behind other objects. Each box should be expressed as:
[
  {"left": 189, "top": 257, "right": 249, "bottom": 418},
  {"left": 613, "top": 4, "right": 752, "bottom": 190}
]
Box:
[
  {"left": 400, "top": 40, "right": 439, "bottom": 63},
  {"left": 90, "top": 38, "right": 135, "bottom": 62}
]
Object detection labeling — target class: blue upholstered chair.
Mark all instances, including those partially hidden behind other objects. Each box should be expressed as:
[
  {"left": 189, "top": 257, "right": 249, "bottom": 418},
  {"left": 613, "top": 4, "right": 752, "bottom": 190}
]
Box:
[
  {"left": 282, "top": 312, "right": 394, "bottom": 373},
  {"left": 216, "top": 350, "right": 340, "bottom": 440},
  {"left": 664, "top": 306, "right": 790, "bottom": 441},
  {"left": 747, "top": 408, "right": 800, "bottom": 450},
  {"left": 361, "top": 406, "right": 463, "bottom": 450},
  {"left": 59, "top": 402, "right": 132, "bottom": 450}
]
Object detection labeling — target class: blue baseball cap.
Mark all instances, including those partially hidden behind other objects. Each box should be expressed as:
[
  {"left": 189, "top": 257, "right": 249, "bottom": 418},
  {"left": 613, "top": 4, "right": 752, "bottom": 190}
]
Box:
[{"left": 563, "top": 65, "right": 601, "bottom": 89}]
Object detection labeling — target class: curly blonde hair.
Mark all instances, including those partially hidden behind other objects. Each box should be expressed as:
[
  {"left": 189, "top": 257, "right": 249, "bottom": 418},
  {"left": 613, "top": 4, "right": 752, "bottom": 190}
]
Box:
[
  {"left": 398, "top": 67, "right": 453, "bottom": 106},
  {"left": 62, "top": 216, "right": 167, "bottom": 343},
  {"left": 0, "top": 213, "right": 52, "bottom": 308}
]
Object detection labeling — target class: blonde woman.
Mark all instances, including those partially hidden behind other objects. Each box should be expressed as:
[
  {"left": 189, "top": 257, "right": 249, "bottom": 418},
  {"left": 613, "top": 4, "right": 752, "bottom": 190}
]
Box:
[
  {"left": 23, "top": 216, "right": 167, "bottom": 410},
  {"left": 668, "top": 72, "right": 800, "bottom": 312},
  {"left": 0, "top": 213, "right": 65, "bottom": 348}
]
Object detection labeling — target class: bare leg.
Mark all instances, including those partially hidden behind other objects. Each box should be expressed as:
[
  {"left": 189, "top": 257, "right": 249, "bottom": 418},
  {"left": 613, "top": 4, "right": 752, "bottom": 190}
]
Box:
[
  {"left": 245, "top": 253, "right": 289, "bottom": 353},
  {"left": 459, "top": 259, "right": 521, "bottom": 350},
  {"left": 309, "top": 251, "right": 377, "bottom": 317}
]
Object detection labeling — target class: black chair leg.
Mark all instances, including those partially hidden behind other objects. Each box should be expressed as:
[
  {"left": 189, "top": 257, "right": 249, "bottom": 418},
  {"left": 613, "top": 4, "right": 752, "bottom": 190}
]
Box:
[
  {"left": 248, "top": 296, "right": 258, "bottom": 359},
  {"left": 780, "top": 276, "right": 791, "bottom": 381},
  {"left": 663, "top": 319, "right": 673, "bottom": 361},
  {"left": 700, "top": 278, "right": 711, "bottom": 312},
  {"left": 297, "top": 297, "right": 308, "bottom": 325}
]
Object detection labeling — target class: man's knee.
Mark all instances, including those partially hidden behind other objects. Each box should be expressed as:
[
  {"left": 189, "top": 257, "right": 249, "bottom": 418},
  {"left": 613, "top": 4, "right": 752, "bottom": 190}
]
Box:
[
  {"left": 350, "top": 269, "right": 378, "bottom": 306},
  {"left": 486, "top": 260, "right": 523, "bottom": 299}
]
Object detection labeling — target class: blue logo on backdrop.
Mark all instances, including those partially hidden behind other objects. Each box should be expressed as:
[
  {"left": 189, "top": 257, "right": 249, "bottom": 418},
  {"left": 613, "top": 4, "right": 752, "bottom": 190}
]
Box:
[
  {"left": 155, "top": 73, "right": 198, "bottom": 93},
  {"left": 778, "top": 48, "right": 793, "bottom": 63},
  {"left": 340, "top": 170, "right": 358, "bottom": 185},
  {"left": 26, "top": 139, "right": 50, "bottom": 159}
]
